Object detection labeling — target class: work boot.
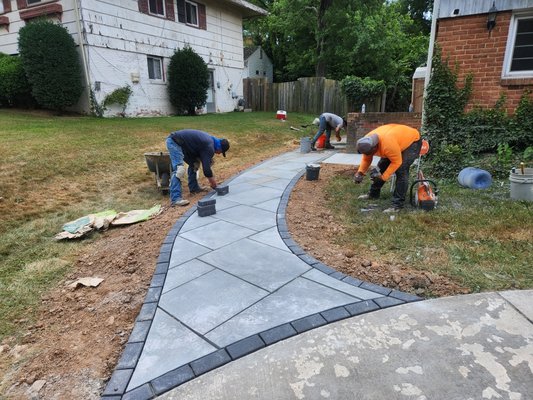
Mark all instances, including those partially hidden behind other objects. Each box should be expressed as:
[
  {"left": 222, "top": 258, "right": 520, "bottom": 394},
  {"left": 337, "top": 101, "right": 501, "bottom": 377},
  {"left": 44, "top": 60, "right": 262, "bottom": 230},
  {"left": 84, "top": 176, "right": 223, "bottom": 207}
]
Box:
[
  {"left": 171, "top": 198, "right": 190, "bottom": 207},
  {"left": 325, "top": 141, "right": 335, "bottom": 149},
  {"left": 190, "top": 186, "right": 210, "bottom": 194},
  {"left": 311, "top": 146, "right": 317, "bottom": 151}
]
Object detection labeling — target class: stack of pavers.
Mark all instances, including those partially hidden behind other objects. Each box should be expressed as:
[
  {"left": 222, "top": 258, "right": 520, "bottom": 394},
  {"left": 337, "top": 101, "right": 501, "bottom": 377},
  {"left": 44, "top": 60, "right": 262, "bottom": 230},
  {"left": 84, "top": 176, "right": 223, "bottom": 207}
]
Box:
[
  {"left": 197, "top": 198, "right": 216, "bottom": 217},
  {"left": 216, "top": 185, "right": 229, "bottom": 196}
]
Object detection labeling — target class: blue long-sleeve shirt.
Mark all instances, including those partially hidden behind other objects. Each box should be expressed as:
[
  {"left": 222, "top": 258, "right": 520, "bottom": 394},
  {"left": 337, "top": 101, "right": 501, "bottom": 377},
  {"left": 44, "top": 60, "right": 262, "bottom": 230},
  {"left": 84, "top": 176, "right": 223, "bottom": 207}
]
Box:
[{"left": 168, "top": 129, "right": 215, "bottom": 178}]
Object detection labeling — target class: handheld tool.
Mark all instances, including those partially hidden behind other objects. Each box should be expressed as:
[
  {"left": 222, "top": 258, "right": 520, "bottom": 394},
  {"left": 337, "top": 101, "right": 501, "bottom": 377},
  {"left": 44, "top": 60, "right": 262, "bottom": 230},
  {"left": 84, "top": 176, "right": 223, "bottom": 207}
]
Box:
[{"left": 409, "top": 140, "right": 439, "bottom": 211}]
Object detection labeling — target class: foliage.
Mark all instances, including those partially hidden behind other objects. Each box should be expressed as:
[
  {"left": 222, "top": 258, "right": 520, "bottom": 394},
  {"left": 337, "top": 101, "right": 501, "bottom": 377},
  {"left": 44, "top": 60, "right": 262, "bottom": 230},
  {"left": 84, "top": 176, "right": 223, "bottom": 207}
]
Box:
[
  {"left": 103, "top": 85, "right": 132, "bottom": 116},
  {"left": 423, "top": 49, "right": 533, "bottom": 179},
  {"left": 167, "top": 47, "right": 209, "bottom": 115},
  {"left": 18, "top": 20, "right": 83, "bottom": 112},
  {"left": 89, "top": 90, "right": 105, "bottom": 118},
  {"left": 523, "top": 147, "right": 533, "bottom": 162},
  {"left": 244, "top": 0, "right": 429, "bottom": 111},
  {"left": 0, "top": 53, "right": 33, "bottom": 107},
  {"left": 341, "top": 76, "right": 385, "bottom": 107}
]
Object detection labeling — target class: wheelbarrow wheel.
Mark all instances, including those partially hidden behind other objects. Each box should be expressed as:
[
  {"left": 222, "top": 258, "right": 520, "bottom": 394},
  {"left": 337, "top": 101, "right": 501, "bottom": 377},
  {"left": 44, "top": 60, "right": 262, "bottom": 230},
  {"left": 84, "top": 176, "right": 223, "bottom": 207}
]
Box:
[{"left": 160, "top": 172, "right": 170, "bottom": 195}]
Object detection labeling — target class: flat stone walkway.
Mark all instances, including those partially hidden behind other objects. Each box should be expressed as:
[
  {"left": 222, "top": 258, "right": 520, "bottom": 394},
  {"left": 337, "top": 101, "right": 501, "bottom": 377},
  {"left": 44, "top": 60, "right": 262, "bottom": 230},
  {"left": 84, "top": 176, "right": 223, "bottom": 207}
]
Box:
[{"left": 102, "top": 149, "right": 421, "bottom": 400}]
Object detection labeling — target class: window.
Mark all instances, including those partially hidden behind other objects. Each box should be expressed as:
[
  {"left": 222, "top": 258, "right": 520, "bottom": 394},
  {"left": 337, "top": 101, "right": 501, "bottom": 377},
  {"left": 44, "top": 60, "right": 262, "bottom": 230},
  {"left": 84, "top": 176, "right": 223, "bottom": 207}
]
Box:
[
  {"left": 147, "top": 56, "right": 163, "bottom": 80},
  {"left": 149, "top": 0, "right": 165, "bottom": 17},
  {"left": 503, "top": 13, "right": 533, "bottom": 78},
  {"left": 185, "top": 0, "right": 198, "bottom": 26},
  {"left": 27, "top": 0, "right": 42, "bottom": 4}
]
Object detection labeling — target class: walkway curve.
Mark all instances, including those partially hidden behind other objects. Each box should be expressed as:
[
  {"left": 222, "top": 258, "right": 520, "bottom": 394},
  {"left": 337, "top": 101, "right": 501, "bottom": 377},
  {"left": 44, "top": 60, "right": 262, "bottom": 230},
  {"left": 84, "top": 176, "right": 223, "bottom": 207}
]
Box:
[{"left": 101, "top": 150, "right": 422, "bottom": 400}]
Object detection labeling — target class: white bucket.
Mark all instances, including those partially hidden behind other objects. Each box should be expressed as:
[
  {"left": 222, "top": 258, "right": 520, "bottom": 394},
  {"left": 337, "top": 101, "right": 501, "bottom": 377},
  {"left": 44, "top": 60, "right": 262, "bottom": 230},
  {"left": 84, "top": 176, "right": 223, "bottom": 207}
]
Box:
[{"left": 510, "top": 167, "right": 533, "bottom": 201}]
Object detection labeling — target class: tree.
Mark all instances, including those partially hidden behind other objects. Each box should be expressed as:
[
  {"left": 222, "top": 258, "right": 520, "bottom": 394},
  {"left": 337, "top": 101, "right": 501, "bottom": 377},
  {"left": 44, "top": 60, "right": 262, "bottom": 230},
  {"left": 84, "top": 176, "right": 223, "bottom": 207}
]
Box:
[
  {"left": 167, "top": 47, "right": 209, "bottom": 115},
  {"left": 18, "top": 20, "right": 83, "bottom": 112}
]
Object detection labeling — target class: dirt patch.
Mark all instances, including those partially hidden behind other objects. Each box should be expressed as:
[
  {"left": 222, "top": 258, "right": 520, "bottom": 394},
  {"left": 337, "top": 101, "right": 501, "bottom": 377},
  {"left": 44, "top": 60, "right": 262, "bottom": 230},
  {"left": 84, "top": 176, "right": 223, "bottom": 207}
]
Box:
[{"left": 0, "top": 159, "right": 468, "bottom": 399}]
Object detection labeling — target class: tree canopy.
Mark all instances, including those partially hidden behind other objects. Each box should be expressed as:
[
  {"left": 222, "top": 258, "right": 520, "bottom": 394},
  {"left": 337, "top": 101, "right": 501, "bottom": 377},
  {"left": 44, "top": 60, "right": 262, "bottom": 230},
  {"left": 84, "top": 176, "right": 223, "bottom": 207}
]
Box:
[{"left": 245, "top": 0, "right": 430, "bottom": 110}]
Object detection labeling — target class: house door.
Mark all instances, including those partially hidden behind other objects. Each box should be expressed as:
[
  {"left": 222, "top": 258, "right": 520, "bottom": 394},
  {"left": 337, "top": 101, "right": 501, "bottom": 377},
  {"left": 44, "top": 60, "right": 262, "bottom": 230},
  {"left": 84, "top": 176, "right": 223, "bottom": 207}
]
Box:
[{"left": 206, "top": 71, "right": 215, "bottom": 113}]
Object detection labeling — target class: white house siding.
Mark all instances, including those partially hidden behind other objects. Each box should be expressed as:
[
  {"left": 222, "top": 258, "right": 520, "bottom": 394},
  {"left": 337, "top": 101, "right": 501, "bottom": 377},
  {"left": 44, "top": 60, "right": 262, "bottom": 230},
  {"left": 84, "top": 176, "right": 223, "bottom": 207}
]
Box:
[
  {"left": 80, "top": 0, "right": 248, "bottom": 116},
  {"left": 438, "top": 0, "right": 533, "bottom": 18},
  {"left": 0, "top": 0, "right": 262, "bottom": 116},
  {"left": 244, "top": 47, "right": 273, "bottom": 83}
]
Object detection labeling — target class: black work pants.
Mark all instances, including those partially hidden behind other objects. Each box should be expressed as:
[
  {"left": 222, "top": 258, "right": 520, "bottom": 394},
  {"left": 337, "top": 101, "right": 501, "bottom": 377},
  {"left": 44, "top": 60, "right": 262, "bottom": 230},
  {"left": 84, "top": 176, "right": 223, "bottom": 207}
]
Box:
[{"left": 368, "top": 139, "right": 422, "bottom": 208}]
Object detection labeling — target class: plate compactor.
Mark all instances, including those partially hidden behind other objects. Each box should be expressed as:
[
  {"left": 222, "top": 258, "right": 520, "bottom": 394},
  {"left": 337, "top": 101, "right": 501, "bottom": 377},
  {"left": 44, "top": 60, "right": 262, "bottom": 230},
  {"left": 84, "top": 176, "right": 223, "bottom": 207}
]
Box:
[{"left": 409, "top": 139, "right": 439, "bottom": 211}]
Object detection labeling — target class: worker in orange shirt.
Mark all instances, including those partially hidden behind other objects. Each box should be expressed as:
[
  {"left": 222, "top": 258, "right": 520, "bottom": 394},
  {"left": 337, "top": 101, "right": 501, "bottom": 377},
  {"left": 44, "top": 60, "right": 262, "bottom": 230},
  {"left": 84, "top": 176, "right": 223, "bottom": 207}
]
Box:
[{"left": 353, "top": 124, "right": 422, "bottom": 213}]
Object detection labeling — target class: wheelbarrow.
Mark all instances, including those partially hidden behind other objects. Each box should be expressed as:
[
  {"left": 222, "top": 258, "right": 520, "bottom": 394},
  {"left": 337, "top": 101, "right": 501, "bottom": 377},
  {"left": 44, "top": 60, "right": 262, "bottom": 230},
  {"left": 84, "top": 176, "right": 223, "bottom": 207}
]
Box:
[{"left": 144, "top": 152, "right": 172, "bottom": 195}]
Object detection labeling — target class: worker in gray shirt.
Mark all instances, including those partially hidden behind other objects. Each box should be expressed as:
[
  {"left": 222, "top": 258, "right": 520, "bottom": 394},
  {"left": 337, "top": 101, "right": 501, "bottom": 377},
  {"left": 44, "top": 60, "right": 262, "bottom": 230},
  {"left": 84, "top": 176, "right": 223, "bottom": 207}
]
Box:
[{"left": 311, "top": 112, "right": 347, "bottom": 151}]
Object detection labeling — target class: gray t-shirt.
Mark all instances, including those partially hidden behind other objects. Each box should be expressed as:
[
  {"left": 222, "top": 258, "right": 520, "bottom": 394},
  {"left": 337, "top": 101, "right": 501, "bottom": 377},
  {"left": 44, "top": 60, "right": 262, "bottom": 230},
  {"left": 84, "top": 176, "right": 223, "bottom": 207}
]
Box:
[{"left": 321, "top": 113, "right": 344, "bottom": 130}]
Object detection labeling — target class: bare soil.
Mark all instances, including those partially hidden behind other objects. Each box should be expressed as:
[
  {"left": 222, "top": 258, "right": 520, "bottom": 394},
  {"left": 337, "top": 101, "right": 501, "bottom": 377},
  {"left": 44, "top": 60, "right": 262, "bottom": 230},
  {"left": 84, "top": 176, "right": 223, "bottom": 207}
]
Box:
[{"left": 0, "top": 160, "right": 469, "bottom": 400}]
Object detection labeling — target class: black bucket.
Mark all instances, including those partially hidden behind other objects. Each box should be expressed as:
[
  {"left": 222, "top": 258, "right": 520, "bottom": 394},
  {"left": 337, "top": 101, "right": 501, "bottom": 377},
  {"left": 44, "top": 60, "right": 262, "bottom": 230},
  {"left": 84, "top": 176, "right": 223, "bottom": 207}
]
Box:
[{"left": 306, "top": 163, "right": 321, "bottom": 181}]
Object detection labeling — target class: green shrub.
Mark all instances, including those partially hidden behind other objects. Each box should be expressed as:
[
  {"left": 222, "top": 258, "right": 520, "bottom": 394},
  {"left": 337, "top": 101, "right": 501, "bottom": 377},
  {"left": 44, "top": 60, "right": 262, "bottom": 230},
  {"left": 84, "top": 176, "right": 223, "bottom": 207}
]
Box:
[
  {"left": 0, "top": 53, "right": 33, "bottom": 107},
  {"left": 18, "top": 20, "right": 83, "bottom": 112},
  {"left": 341, "top": 76, "right": 385, "bottom": 108},
  {"left": 103, "top": 85, "right": 132, "bottom": 116},
  {"left": 167, "top": 47, "right": 209, "bottom": 115}
]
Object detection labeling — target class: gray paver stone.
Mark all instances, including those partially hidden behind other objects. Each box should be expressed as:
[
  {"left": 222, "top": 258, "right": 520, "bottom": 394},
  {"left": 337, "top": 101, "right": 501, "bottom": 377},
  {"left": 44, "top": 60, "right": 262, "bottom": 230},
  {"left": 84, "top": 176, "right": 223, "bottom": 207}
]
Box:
[
  {"left": 345, "top": 300, "right": 380, "bottom": 316},
  {"left": 360, "top": 281, "right": 392, "bottom": 295},
  {"left": 144, "top": 287, "right": 162, "bottom": 303},
  {"left": 342, "top": 276, "right": 364, "bottom": 287},
  {"left": 329, "top": 271, "right": 346, "bottom": 280},
  {"left": 312, "top": 262, "right": 337, "bottom": 275},
  {"left": 122, "top": 384, "right": 154, "bottom": 400},
  {"left": 154, "top": 262, "right": 169, "bottom": 275},
  {"left": 117, "top": 342, "right": 144, "bottom": 369},
  {"left": 321, "top": 306, "right": 351, "bottom": 323},
  {"left": 390, "top": 290, "right": 422, "bottom": 302},
  {"left": 197, "top": 205, "right": 216, "bottom": 217},
  {"left": 156, "top": 252, "right": 170, "bottom": 263},
  {"left": 259, "top": 323, "right": 298, "bottom": 345},
  {"left": 226, "top": 335, "right": 265, "bottom": 360},
  {"left": 190, "top": 349, "right": 232, "bottom": 376},
  {"left": 150, "top": 274, "right": 165, "bottom": 288},
  {"left": 128, "top": 320, "right": 151, "bottom": 343},
  {"left": 291, "top": 314, "right": 327, "bottom": 333},
  {"left": 102, "top": 369, "right": 133, "bottom": 396},
  {"left": 151, "top": 365, "right": 195, "bottom": 395},
  {"left": 136, "top": 303, "right": 157, "bottom": 322},
  {"left": 374, "top": 296, "right": 405, "bottom": 308},
  {"left": 198, "top": 199, "right": 216, "bottom": 207},
  {"left": 298, "top": 254, "right": 319, "bottom": 265}
]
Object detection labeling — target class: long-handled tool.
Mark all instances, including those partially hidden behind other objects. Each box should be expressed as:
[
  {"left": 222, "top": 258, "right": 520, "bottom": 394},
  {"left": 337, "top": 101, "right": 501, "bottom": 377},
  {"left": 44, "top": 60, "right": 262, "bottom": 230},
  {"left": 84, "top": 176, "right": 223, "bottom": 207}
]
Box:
[{"left": 409, "top": 140, "right": 439, "bottom": 211}]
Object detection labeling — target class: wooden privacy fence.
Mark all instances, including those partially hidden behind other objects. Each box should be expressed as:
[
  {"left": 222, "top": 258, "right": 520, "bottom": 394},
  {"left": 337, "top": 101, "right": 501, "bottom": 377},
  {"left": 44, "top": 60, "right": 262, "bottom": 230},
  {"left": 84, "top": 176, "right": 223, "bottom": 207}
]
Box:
[{"left": 243, "top": 77, "right": 382, "bottom": 116}]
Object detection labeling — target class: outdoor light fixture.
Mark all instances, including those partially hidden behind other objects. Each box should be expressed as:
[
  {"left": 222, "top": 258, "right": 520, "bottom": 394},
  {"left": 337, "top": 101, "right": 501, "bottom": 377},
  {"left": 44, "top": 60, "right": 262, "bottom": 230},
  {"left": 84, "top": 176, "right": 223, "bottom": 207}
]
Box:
[{"left": 487, "top": 2, "right": 498, "bottom": 32}]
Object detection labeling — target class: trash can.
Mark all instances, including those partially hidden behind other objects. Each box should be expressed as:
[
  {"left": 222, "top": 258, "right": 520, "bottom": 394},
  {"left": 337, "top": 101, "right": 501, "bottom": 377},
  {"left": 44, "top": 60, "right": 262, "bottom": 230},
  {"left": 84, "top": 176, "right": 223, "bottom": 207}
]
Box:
[{"left": 306, "top": 164, "right": 321, "bottom": 181}]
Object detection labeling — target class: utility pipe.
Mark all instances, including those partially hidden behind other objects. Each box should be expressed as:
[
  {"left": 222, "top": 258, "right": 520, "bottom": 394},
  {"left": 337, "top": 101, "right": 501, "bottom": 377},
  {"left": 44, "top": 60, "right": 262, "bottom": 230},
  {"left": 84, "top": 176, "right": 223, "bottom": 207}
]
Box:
[
  {"left": 421, "top": 0, "right": 441, "bottom": 129},
  {"left": 74, "top": 0, "right": 92, "bottom": 109}
]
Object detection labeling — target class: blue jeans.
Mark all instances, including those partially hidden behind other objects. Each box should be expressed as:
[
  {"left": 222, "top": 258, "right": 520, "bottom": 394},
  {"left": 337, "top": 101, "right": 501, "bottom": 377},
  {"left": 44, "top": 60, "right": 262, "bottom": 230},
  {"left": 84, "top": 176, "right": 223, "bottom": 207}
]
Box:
[
  {"left": 311, "top": 116, "right": 331, "bottom": 145},
  {"left": 166, "top": 137, "right": 202, "bottom": 202}
]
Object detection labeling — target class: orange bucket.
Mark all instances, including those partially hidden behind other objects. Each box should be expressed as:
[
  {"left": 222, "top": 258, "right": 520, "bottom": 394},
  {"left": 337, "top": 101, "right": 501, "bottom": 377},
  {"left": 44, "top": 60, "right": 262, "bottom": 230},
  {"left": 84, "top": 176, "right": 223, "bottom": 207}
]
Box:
[{"left": 316, "top": 134, "right": 326, "bottom": 149}]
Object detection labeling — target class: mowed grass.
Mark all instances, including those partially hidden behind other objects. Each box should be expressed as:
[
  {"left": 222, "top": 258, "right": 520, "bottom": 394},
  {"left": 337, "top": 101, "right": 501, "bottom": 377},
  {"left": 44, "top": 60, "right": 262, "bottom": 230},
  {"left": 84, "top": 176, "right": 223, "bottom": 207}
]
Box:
[
  {"left": 0, "top": 109, "right": 313, "bottom": 338},
  {"left": 324, "top": 171, "right": 533, "bottom": 296}
]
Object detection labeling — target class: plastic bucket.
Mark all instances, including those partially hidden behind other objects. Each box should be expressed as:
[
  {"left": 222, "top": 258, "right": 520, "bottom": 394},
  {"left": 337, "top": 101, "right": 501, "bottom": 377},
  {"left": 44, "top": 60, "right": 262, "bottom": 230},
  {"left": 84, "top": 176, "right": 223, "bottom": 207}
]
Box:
[
  {"left": 306, "top": 164, "right": 321, "bottom": 181},
  {"left": 316, "top": 134, "right": 326, "bottom": 149},
  {"left": 458, "top": 167, "right": 492, "bottom": 189},
  {"left": 510, "top": 167, "right": 533, "bottom": 201},
  {"left": 300, "top": 137, "right": 311, "bottom": 153}
]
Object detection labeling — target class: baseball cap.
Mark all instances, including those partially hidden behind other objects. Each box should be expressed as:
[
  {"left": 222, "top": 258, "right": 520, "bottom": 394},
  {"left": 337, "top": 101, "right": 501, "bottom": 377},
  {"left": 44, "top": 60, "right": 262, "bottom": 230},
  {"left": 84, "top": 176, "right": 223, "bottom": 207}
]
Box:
[
  {"left": 356, "top": 134, "right": 378, "bottom": 154},
  {"left": 220, "top": 139, "right": 230, "bottom": 157}
]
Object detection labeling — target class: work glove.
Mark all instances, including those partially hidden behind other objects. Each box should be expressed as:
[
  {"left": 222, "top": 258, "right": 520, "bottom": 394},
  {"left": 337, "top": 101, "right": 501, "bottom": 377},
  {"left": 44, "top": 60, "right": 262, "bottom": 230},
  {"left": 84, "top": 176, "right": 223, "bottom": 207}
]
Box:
[
  {"left": 208, "top": 177, "right": 217, "bottom": 189},
  {"left": 175, "top": 165, "right": 186, "bottom": 180},
  {"left": 353, "top": 172, "right": 364, "bottom": 184},
  {"left": 369, "top": 168, "right": 383, "bottom": 182}
]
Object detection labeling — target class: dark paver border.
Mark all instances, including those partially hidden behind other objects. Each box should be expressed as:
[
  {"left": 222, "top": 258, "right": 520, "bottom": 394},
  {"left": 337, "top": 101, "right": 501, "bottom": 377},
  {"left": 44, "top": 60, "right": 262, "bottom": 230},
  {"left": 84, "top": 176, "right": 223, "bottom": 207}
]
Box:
[{"left": 102, "top": 151, "right": 423, "bottom": 399}]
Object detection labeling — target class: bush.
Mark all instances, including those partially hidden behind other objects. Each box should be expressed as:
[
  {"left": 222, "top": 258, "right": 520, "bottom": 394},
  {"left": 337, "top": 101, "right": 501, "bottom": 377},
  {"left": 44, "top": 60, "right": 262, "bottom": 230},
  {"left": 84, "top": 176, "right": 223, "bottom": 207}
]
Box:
[
  {"left": 18, "top": 20, "right": 83, "bottom": 112},
  {"left": 0, "top": 53, "right": 33, "bottom": 107},
  {"left": 167, "top": 47, "right": 209, "bottom": 115}
]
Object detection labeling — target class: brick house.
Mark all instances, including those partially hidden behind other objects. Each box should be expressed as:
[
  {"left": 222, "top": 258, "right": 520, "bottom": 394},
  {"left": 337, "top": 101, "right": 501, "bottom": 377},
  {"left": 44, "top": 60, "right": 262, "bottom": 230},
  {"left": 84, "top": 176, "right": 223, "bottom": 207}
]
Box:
[
  {"left": 0, "top": 0, "right": 266, "bottom": 116},
  {"left": 428, "top": 0, "right": 533, "bottom": 115}
]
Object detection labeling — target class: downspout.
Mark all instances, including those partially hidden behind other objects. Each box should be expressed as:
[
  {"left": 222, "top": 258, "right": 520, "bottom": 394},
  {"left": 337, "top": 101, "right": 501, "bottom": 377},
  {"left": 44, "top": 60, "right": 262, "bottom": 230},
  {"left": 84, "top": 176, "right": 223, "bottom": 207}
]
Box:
[
  {"left": 74, "top": 0, "right": 92, "bottom": 110},
  {"left": 421, "top": 0, "right": 440, "bottom": 129}
]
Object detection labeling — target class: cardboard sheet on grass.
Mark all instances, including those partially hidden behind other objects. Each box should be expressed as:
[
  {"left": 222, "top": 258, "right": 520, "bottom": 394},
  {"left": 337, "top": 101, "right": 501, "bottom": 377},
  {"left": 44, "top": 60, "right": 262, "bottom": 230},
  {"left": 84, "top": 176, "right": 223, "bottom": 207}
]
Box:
[{"left": 55, "top": 205, "right": 162, "bottom": 240}]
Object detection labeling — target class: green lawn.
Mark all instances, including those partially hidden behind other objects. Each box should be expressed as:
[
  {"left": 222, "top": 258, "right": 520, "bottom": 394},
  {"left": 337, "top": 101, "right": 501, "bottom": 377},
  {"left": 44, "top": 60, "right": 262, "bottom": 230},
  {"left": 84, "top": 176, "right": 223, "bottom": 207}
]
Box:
[{"left": 0, "top": 109, "right": 313, "bottom": 339}]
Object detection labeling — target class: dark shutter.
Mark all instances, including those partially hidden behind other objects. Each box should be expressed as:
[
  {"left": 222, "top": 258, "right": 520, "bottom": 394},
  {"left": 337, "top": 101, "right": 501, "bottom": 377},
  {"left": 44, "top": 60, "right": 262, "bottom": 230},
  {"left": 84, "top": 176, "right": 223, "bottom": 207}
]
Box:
[
  {"left": 177, "top": 0, "right": 185, "bottom": 23},
  {"left": 2, "top": 0, "right": 12, "bottom": 13},
  {"left": 16, "top": 0, "right": 27, "bottom": 10},
  {"left": 198, "top": 3, "right": 206, "bottom": 30},
  {"left": 138, "top": 0, "right": 148, "bottom": 14},
  {"left": 165, "top": 0, "right": 174, "bottom": 20}
]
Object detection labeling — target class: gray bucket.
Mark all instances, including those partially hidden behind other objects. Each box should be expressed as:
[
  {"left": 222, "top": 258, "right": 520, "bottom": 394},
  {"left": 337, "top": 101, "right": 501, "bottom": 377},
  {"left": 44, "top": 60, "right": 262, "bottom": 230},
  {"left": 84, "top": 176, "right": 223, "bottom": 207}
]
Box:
[
  {"left": 510, "top": 167, "right": 533, "bottom": 201},
  {"left": 300, "top": 137, "right": 312, "bottom": 153},
  {"left": 306, "top": 163, "right": 321, "bottom": 181}
]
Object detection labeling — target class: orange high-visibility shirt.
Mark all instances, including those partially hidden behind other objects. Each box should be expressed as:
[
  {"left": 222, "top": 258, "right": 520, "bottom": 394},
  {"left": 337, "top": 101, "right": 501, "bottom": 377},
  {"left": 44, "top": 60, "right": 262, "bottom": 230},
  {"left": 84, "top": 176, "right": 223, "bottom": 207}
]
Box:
[{"left": 357, "top": 124, "right": 420, "bottom": 181}]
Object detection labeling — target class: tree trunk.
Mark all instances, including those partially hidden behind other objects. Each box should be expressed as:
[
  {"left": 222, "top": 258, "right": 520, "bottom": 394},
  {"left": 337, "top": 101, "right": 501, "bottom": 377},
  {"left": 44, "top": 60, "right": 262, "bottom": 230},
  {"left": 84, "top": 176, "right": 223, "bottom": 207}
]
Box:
[{"left": 315, "top": 0, "right": 333, "bottom": 77}]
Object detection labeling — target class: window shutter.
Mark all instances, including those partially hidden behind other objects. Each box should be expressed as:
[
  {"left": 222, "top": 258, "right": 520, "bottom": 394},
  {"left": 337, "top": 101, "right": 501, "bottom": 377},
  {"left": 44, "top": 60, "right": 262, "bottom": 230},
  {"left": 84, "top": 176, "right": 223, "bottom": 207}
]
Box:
[
  {"left": 165, "top": 0, "right": 174, "bottom": 20},
  {"left": 16, "top": 0, "right": 27, "bottom": 10},
  {"left": 198, "top": 3, "right": 206, "bottom": 30},
  {"left": 2, "top": 0, "right": 12, "bottom": 13},
  {"left": 177, "top": 0, "right": 185, "bottom": 23},
  {"left": 138, "top": 0, "right": 148, "bottom": 14}
]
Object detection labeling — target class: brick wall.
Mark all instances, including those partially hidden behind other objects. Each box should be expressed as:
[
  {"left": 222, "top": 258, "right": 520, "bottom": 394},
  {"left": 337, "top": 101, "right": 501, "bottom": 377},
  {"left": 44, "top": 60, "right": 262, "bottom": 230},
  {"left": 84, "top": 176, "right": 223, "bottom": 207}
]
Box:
[
  {"left": 437, "top": 12, "right": 533, "bottom": 115},
  {"left": 345, "top": 112, "right": 422, "bottom": 153}
]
